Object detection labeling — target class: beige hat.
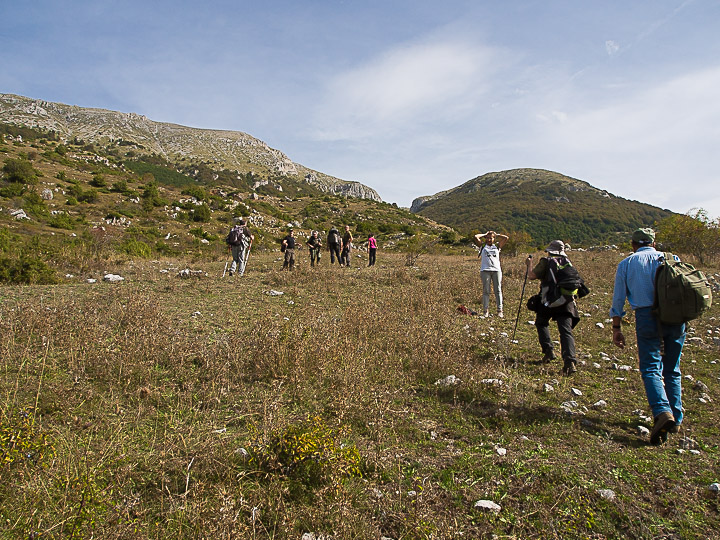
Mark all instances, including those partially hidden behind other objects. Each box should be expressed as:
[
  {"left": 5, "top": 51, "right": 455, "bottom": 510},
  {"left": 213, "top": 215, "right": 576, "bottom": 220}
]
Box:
[
  {"left": 632, "top": 228, "right": 655, "bottom": 244},
  {"left": 545, "top": 240, "right": 566, "bottom": 256}
]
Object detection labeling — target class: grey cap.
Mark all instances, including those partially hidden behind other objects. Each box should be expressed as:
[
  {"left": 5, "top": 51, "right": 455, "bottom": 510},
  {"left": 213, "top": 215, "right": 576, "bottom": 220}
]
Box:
[
  {"left": 545, "top": 240, "right": 566, "bottom": 256},
  {"left": 632, "top": 228, "right": 655, "bottom": 244}
]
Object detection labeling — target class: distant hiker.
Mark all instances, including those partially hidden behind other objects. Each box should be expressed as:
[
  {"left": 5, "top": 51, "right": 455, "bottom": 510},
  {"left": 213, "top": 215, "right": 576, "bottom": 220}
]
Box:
[
  {"left": 526, "top": 240, "right": 581, "bottom": 376},
  {"left": 225, "top": 219, "right": 254, "bottom": 277},
  {"left": 327, "top": 226, "right": 342, "bottom": 265},
  {"left": 340, "top": 224, "right": 354, "bottom": 267},
  {"left": 367, "top": 233, "right": 377, "bottom": 266},
  {"left": 306, "top": 230, "right": 322, "bottom": 267},
  {"left": 282, "top": 229, "right": 296, "bottom": 270},
  {"left": 610, "top": 228, "right": 686, "bottom": 444},
  {"left": 474, "top": 230, "right": 508, "bottom": 317}
]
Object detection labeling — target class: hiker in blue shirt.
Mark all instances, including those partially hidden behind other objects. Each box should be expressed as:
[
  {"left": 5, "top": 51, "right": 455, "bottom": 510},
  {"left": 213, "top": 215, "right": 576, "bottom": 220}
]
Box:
[{"left": 610, "top": 228, "right": 686, "bottom": 445}]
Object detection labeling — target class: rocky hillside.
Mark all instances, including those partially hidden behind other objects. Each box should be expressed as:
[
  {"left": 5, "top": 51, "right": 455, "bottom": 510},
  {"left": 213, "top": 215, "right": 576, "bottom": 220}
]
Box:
[
  {"left": 0, "top": 93, "right": 381, "bottom": 201},
  {"left": 411, "top": 168, "right": 674, "bottom": 245}
]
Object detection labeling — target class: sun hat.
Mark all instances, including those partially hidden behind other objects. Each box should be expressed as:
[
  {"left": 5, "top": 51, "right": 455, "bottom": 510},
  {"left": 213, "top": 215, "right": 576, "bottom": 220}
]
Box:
[{"left": 545, "top": 240, "right": 566, "bottom": 256}]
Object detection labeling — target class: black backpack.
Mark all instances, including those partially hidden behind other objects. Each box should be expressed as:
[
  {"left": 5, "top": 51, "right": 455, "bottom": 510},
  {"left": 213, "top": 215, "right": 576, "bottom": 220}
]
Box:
[
  {"left": 226, "top": 226, "right": 242, "bottom": 245},
  {"left": 541, "top": 256, "right": 587, "bottom": 309}
]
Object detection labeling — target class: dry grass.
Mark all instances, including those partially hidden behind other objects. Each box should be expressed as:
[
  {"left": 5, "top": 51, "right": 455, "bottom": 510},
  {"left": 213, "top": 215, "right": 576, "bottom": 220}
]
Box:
[{"left": 1, "top": 250, "right": 719, "bottom": 539}]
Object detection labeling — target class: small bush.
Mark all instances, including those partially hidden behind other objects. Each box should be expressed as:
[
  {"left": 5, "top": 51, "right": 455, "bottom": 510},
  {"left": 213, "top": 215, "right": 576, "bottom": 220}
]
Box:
[
  {"left": 118, "top": 238, "right": 151, "bottom": 258},
  {"left": 248, "top": 416, "right": 363, "bottom": 488},
  {"left": 0, "top": 254, "right": 58, "bottom": 284},
  {"left": 48, "top": 212, "right": 75, "bottom": 230},
  {"left": 2, "top": 158, "right": 37, "bottom": 184}
]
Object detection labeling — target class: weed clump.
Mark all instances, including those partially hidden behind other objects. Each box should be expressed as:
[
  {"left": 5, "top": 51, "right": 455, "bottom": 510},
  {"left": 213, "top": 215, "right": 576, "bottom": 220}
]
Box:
[{"left": 248, "top": 416, "right": 363, "bottom": 488}]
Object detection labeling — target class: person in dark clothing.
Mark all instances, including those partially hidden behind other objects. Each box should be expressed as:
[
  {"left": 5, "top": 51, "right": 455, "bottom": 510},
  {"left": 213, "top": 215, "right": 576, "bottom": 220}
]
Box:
[
  {"left": 306, "top": 230, "right": 322, "bottom": 267},
  {"left": 282, "top": 229, "right": 296, "bottom": 270},
  {"left": 327, "top": 227, "right": 342, "bottom": 265},
  {"left": 526, "top": 240, "right": 581, "bottom": 376},
  {"left": 340, "top": 225, "right": 353, "bottom": 267}
]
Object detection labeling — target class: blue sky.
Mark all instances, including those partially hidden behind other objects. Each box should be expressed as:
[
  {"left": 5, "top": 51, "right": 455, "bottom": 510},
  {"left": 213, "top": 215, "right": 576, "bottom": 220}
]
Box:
[{"left": 2, "top": 0, "right": 719, "bottom": 218}]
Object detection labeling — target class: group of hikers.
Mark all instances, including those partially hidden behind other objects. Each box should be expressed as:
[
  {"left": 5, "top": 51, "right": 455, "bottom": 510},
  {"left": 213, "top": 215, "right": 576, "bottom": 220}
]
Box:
[
  {"left": 474, "top": 227, "right": 693, "bottom": 445},
  {"left": 225, "top": 220, "right": 378, "bottom": 273},
  {"left": 227, "top": 218, "right": 699, "bottom": 446}
]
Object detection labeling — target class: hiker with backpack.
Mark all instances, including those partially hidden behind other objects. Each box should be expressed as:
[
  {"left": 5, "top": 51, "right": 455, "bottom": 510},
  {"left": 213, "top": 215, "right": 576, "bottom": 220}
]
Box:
[
  {"left": 525, "top": 240, "right": 584, "bottom": 376},
  {"left": 610, "top": 228, "right": 688, "bottom": 444},
  {"left": 225, "top": 219, "right": 254, "bottom": 277},
  {"left": 306, "top": 230, "right": 322, "bottom": 267},
  {"left": 474, "top": 230, "right": 509, "bottom": 317},
  {"left": 327, "top": 227, "right": 342, "bottom": 265}
]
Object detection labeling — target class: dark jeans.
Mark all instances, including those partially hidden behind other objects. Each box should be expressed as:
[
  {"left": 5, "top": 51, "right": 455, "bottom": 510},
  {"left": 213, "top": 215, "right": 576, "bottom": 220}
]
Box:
[
  {"left": 368, "top": 248, "right": 376, "bottom": 266},
  {"left": 329, "top": 244, "right": 341, "bottom": 264},
  {"left": 535, "top": 311, "right": 576, "bottom": 363},
  {"left": 310, "top": 248, "right": 321, "bottom": 266}
]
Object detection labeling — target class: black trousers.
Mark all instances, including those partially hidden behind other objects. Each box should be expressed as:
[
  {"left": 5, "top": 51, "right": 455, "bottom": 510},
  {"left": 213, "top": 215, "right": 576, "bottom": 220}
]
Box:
[
  {"left": 329, "top": 244, "right": 341, "bottom": 264},
  {"left": 368, "top": 248, "right": 376, "bottom": 266},
  {"left": 535, "top": 311, "right": 576, "bottom": 362}
]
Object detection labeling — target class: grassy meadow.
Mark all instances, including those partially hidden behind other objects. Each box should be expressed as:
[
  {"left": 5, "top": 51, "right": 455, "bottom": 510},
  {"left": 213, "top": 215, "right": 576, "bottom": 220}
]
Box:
[{"left": 1, "top": 248, "right": 719, "bottom": 539}]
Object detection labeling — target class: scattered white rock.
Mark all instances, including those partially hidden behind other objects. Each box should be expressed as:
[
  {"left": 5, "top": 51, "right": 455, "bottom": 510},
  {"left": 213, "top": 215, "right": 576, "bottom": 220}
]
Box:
[
  {"left": 64, "top": 274, "right": 74, "bottom": 278},
  {"left": 481, "top": 378, "right": 503, "bottom": 386},
  {"left": 267, "top": 290, "right": 284, "bottom": 296},
  {"left": 690, "top": 449, "right": 701, "bottom": 455},
  {"left": 593, "top": 363, "right": 602, "bottom": 369},
  {"left": 527, "top": 320, "right": 535, "bottom": 325},
  {"left": 86, "top": 278, "right": 97, "bottom": 284},
  {"left": 596, "top": 322, "right": 605, "bottom": 329},
  {"left": 597, "top": 489, "right": 616, "bottom": 501},
  {"left": 474, "top": 500, "right": 501, "bottom": 513},
  {"left": 676, "top": 448, "right": 686, "bottom": 455},
  {"left": 495, "top": 447, "right": 507, "bottom": 456},
  {"left": 191, "top": 311, "right": 201, "bottom": 317},
  {"left": 637, "top": 426, "right": 650, "bottom": 436},
  {"left": 435, "top": 375, "right": 461, "bottom": 387},
  {"left": 543, "top": 383, "right": 554, "bottom": 393},
  {"left": 592, "top": 400, "right": 607, "bottom": 409},
  {"left": 103, "top": 274, "right": 124, "bottom": 282},
  {"left": 562, "top": 401, "right": 579, "bottom": 409},
  {"left": 407, "top": 490, "right": 417, "bottom": 498},
  {"left": 571, "top": 388, "right": 583, "bottom": 396},
  {"left": 709, "top": 483, "right": 720, "bottom": 493}
]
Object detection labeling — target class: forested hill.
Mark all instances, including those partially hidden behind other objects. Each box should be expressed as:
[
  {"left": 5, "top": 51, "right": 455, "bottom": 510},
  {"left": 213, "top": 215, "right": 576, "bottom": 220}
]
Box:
[{"left": 411, "top": 168, "right": 674, "bottom": 245}]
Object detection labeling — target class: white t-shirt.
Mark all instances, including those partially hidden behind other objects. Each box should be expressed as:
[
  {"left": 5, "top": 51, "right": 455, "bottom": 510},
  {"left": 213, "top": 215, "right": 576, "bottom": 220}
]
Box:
[{"left": 480, "top": 244, "right": 501, "bottom": 272}]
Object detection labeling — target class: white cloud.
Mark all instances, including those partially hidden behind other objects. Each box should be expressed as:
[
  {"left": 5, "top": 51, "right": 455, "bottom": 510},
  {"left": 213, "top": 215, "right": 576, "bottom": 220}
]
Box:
[{"left": 313, "top": 37, "right": 505, "bottom": 140}]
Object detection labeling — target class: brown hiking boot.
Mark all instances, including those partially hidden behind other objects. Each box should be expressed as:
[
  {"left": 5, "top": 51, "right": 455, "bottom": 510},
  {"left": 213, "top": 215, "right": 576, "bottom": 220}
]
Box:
[
  {"left": 542, "top": 350, "right": 555, "bottom": 364},
  {"left": 562, "top": 360, "right": 577, "bottom": 376},
  {"left": 650, "top": 412, "right": 675, "bottom": 445}
]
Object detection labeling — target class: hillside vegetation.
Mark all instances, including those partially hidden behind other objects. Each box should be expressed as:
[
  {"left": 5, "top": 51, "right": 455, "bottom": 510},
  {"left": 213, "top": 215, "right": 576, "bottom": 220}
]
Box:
[
  {"left": 0, "top": 122, "right": 445, "bottom": 284},
  {"left": 1, "top": 250, "right": 719, "bottom": 539},
  {"left": 412, "top": 169, "right": 674, "bottom": 246}
]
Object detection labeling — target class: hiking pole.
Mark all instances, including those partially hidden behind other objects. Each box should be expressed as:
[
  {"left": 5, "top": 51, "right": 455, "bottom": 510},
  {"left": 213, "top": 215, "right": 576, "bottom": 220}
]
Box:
[
  {"left": 222, "top": 246, "right": 231, "bottom": 278},
  {"left": 512, "top": 255, "right": 532, "bottom": 343},
  {"left": 243, "top": 239, "right": 253, "bottom": 269}
]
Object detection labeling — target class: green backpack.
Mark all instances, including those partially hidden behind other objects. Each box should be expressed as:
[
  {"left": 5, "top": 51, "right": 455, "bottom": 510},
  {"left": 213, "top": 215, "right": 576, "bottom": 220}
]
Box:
[{"left": 653, "top": 252, "right": 712, "bottom": 325}]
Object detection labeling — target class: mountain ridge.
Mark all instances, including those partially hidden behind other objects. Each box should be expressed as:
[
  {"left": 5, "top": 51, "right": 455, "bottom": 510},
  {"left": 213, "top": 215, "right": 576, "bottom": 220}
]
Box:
[
  {"left": 0, "top": 93, "right": 381, "bottom": 201},
  {"left": 411, "top": 168, "right": 674, "bottom": 245}
]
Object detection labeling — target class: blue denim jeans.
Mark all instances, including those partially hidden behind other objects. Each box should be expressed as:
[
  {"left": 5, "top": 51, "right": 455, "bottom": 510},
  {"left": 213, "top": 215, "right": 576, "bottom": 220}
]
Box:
[{"left": 634, "top": 307, "right": 685, "bottom": 424}]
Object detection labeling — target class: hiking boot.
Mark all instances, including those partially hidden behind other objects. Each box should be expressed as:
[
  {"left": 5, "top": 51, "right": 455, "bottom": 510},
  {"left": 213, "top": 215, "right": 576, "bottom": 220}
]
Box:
[
  {"left": 484, "top": 310, "right": 490, "bottom": 318},
  {"left": 668, "top": 423, "right": 680, "bottom": 434},
  {"left": 498, "top": 311, "right": 504, "bottom": 318},
  {"left": 562, "top": 360, "right": 577, "bottom": 376},
  {"left": 650, "top": 412, "right": 675, "bottom": 445},
  {"left": 541, "top": 350, "right": 556, "bottom": 364},
  {"left": 229, "top": 270, "right": 234, "bottom": 277}
]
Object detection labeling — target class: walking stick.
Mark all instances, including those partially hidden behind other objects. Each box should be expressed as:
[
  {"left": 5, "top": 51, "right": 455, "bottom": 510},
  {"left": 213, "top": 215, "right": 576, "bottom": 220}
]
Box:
[
  {"left": 243, "top": 239, "right": 253, "bottom": 269},
  {"left": 222, "top": 246, "right": 231, "bottom": 278},
  {"left": 512, "top": 255, "right": 532, "bottom": 342}
]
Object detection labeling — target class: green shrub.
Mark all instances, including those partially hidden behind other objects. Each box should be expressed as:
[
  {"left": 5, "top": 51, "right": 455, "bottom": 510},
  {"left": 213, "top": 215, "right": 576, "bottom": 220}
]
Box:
[
  {"left": 0, "top": 182, "right": 25, "bottom": 198},
  {"left": 248, "top": 416, "right": 363, "bottom": 488},
  {"left": 191, "top": 203, "right": 212, "bottom": 222},
  {"left": 2, "top": 158, "right": 37, "bottom": 184},
  {"left": 48, "top": 212, "right": 75, "bottom": 230},
  {"left": 65, "top": 196, "right": 78, "bottom": 206},
  {"left": 118, "top": 238, "right": 151, "bottom": 258},
  {"left": 0, "top": 254, "right": 58, "bottom": 284}
]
